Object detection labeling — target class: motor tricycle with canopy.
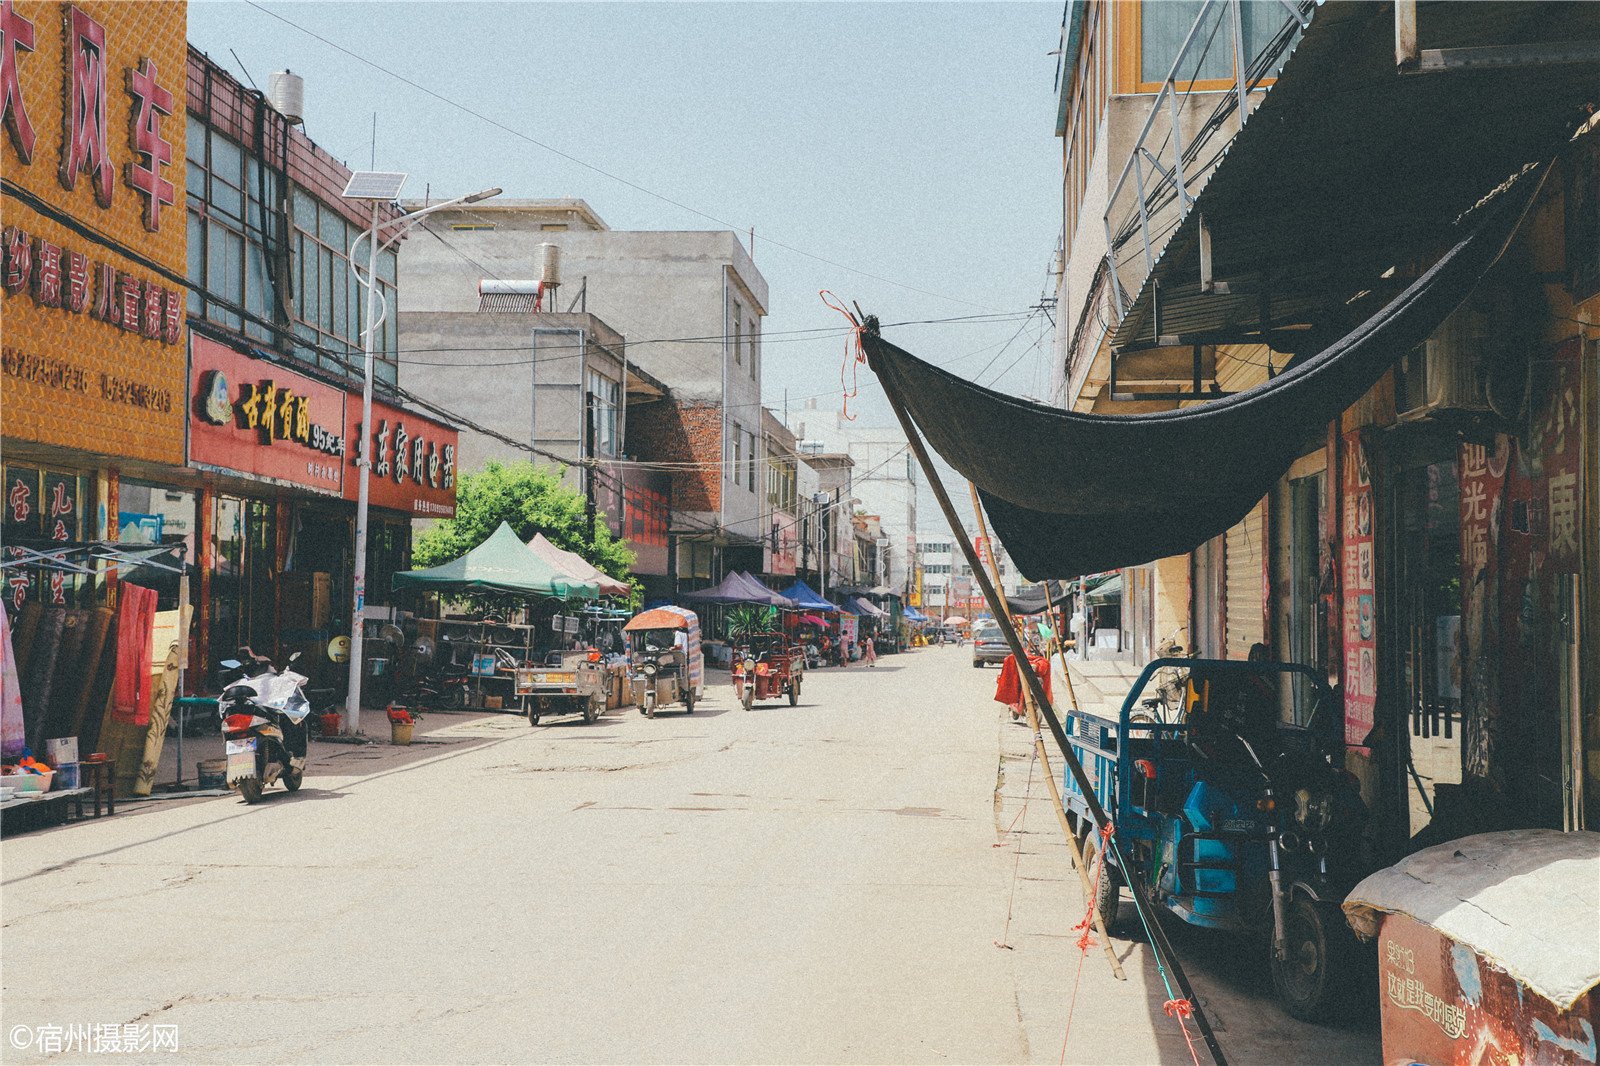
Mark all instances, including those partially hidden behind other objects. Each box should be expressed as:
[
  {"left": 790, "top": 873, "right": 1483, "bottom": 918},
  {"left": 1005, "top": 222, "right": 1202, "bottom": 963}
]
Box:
[{"left": 624, "top": 607, "right": 703, "bottom": 717}]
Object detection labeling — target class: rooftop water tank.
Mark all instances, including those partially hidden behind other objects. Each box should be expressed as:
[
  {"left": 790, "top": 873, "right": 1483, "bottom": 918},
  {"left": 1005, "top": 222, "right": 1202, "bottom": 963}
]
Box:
[
  {"left": 267, "top": 70, "right": 304, "bottom": 125},
  {"left": 538, "top": 243, "right": 562, "bottom": 287}
]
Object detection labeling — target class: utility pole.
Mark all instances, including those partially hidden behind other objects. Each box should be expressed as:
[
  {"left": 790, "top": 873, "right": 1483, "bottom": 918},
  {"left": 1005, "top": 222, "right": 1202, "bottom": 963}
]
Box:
[{"left": 584, "top": 393, "right": 597, "bottom": 543}]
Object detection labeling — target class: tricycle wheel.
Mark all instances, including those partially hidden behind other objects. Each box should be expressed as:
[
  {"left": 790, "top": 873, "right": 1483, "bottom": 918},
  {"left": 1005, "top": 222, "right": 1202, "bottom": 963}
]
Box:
[
  {"left": 742, "top": 685, "right": 754, "bottom": 711},
  {"left": 527, "top": 710, "right": 541, "bottom": 726},
  {"left": 583, "top": 696, "right": 600, "bottom": 724},
  {"left": 1270, "top": 896, "right": 1351, "bottom": 1022},
  {"left": 684, "top": 689, "right": 694, "bottom": 714},
  {"left": 1081, "top": 832, "right": 1121, "bottom": 933},
  {"left": 788, "top": 679, "right": 799, "bottom": 706},
  {"left": 645, "top": 693, "right": 656, "bottom": 718}
]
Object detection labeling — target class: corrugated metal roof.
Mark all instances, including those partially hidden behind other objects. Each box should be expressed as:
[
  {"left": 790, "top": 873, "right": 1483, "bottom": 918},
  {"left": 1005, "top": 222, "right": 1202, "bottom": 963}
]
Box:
[{"left": 1110, "top": 1, "right": 1600, "bottom": 357}]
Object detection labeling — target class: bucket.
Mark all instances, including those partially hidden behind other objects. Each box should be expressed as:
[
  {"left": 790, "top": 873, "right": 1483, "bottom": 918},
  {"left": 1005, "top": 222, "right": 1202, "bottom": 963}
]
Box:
[
  {"left": 390, "top": 722, "right": 414, "bottom": 746},
  {"left": 318, "top": 711, "right": 342, "bottom": 737},
  {"left": 197, "top": 759, "right": 227, "bottom": 790}
]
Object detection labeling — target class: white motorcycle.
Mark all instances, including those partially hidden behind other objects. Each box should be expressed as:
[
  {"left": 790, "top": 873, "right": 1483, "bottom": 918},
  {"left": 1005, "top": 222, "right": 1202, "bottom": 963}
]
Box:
[{"left": 217, "top": 648, "right": 312, "bottom": 804}]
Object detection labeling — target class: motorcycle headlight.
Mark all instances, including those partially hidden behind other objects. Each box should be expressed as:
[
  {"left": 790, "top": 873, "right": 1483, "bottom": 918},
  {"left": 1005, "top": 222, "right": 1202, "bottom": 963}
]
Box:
[
  {"left": 1294, "top": 787, "right": 1331, "bottom": 830},
  {"left": 642, "top": 663, "right": 657, "bottom": 676},
  {"left": 743, "top": 657, "right": 756, "bottom": 673}
]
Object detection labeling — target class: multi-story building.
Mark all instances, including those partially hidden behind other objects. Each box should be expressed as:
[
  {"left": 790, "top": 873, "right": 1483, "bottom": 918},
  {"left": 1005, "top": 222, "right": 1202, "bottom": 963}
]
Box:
[
  {"left": 787, "top": 400, "right": 916, "bottom": 596},
  {"left": 394, "top": 199, "right": 768, "bottom": 595},
  {"left": 4, "top": 9, "right": 459, "bottom": 694},
  {"left": 796, "top": 452, "right": 856, "bottom": 598},
  {"left": 1045, "top": 1, "right": 1599, "bottom": 842}
]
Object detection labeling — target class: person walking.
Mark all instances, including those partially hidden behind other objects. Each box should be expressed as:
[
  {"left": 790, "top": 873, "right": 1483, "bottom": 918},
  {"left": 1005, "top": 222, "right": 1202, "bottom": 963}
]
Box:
[{"left": 862, "top": 634, "right": 877, "bottom": 667}]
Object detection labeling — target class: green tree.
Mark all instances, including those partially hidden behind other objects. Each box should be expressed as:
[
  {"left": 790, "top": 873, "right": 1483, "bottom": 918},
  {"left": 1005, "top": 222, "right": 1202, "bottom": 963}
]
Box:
[{"left": 414, "top": 460, "right": 636, "bottom": 587}]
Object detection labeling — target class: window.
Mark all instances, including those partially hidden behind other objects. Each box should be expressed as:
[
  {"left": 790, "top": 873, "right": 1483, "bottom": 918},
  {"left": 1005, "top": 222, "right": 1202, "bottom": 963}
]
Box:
[
  {"left": 731, "top": 299, "right": 743, "bottom": 364},
  {"left": 587, "top": 371, "right": 620, "bottom": 457},
  {"left": 1127, "top": 1, "right": 1300, "bottom": 93},
  {"left": 540, "top": 223, "right": 568, "bottom": 231},
  {"left": 749, "top": 316, "right": 759, "bottom": 379},
  {"left": 451, "top": 223, "right": 496, "bottom": 232},
  {"left": 730, "top": 422, "right": 742, "bottom": 483},
  {"left": 293, "top": 193, "right": 397, "bottom": 383}
]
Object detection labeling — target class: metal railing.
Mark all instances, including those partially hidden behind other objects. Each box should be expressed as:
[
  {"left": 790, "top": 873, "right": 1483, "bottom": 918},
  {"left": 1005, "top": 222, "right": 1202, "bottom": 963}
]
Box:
[{"left": 1102, "top": 0, "right": 1315, "bottom": 320}]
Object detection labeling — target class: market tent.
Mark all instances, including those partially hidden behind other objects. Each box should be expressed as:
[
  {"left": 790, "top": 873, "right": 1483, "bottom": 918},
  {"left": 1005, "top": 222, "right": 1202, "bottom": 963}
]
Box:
[
  {"left": 860, "top": 167, "right": 1545, "bottom": 581},
  {"left": 780, "top": 579, "right": 836, "bottom": 612},
  {"left": 679, "top": 572, "right": 794, "bottom": 608},
  {"left": 392, "top": 522, "right": 600, "bottom": 598},
  {"left": 849, "top": 597, "right": 886, "bottom": 618},
  {"left": 1085, "top": 573, "right": 1122, "bottom": 606},
  {"left": 943, "top": 616, "right": 969, "bottom": 627},
  {"left": 902, "top": 605, "right": 928, "bottom": 621},
  {"left": 798, "top": 614, "right": 829, "bottom": 626},
  {"left": 526, "top": 533, "right": 631, "bottom": 597},
  {"left": 1004, "top": 581, "right": 1072, "bottom": 617},
  {"left": 735, "top": 572, "right": 798, "bottom": 608}
]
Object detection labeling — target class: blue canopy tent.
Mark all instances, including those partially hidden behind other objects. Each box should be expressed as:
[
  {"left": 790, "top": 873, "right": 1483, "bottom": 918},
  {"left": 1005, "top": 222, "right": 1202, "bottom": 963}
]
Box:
[{"left": 779, "top": 579, "right": 836, "bottom": 613}]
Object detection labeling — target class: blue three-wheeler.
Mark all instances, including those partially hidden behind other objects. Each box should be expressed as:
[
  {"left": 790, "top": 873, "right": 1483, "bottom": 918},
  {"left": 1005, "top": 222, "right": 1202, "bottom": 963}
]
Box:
[{"left": 1061, "top": 656, "right": 1372, "bottom": 1021}]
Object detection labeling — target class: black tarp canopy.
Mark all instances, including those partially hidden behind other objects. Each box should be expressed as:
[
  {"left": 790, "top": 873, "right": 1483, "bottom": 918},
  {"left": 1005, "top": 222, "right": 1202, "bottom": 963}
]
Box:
[
  {"left": 863, "top": 167, "right": 1544, "bottom": 582},
  {"left": 1004, "top": 580, "right": 1073, "bottom": 617}
]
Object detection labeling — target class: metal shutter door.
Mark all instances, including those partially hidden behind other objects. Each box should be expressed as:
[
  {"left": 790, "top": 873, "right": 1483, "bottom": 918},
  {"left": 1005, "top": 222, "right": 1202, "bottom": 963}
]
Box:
[{"left": 1224, "top": 500, "right": 1266, "bottom": 660}]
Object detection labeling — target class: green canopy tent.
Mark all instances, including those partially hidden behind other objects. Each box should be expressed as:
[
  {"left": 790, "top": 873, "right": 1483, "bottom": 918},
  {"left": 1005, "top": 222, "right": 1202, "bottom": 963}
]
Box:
[{"left": 392, "top": 522, "right": 601, "bottom": 599}]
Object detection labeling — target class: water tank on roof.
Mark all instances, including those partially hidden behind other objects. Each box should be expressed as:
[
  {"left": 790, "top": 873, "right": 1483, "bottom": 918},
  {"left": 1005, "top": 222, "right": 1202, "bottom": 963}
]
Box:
[
  {"left": 538, "top": 243, "right": 562, "bottom": 287},
  {"left": 267, "top": 70, "right": 304, "bottom": 125}
]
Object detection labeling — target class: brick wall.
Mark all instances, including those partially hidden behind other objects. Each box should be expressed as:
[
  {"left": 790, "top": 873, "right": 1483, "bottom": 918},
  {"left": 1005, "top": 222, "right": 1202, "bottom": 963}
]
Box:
[{"left": 626, "top": 399, "right": 722, "bottom": 514}]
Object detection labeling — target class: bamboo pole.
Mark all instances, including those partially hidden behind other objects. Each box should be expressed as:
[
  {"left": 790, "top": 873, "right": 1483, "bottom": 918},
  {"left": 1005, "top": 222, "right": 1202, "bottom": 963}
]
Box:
[
  {"left": 866, "top": 321, "right": 1227, "bottom": 1066},
  {"left": 972, "top": 484, "right": 1125, "bottom": 980}
]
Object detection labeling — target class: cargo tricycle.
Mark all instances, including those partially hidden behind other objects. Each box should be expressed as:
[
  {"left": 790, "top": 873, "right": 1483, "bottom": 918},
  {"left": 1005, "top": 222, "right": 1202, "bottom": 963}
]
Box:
[
  {"left": 1061, "top": 656, "right": 1372, "bottom": 1021},
  {"left": 517, "top": 652, "right": 606, "bottom": 726},
  {"left": 732, "top": 630, "right": 802, "bottom": 710}
]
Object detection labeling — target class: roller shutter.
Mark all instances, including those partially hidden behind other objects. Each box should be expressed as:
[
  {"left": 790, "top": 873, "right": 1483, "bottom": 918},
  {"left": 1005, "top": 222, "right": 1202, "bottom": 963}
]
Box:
[{"left": 1224, "top": 500, "right": 1266, "bottom": 660}]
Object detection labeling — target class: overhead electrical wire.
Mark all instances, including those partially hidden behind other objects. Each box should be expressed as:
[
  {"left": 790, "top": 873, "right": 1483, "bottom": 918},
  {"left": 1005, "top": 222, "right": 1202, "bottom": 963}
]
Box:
[{"left": 239, "top": 0, "right": 1009, "bottom": 313}]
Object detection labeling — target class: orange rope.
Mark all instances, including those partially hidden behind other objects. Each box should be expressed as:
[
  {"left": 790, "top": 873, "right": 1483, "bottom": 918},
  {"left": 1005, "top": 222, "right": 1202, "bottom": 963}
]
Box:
[
  {"left": 820, "top": 290, "right": 866, "bottom": 420},
  {"left": 1164, "top": 998, "right": 1204, "bottom": 1066},
  {"left": 1059, "top": 821, "right": 1111, "bottom": 1061}
]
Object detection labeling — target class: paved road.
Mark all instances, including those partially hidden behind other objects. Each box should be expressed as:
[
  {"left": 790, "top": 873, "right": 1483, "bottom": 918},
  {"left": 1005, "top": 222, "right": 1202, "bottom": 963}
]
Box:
[{"left": 2, "top": 645, "right": 1378, "bottom": 1064}]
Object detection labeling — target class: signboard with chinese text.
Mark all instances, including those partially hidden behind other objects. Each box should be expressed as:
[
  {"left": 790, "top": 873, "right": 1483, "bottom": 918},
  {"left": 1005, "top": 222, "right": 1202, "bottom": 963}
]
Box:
[
  {"left": 187, "top": 335, "right": 346, "bottom": 494},
  {"left": 343, "top": 398, "right": 458, "bottom": 518},
  {"left": 1, "top": 1, "right": 188, "bottom": 466},
  {"left": 1341, "top": 430, "right": 1377, "bottom": 751},
  {"left": 1377, "top": 911, "right": 1598, "bottom": 1066}
]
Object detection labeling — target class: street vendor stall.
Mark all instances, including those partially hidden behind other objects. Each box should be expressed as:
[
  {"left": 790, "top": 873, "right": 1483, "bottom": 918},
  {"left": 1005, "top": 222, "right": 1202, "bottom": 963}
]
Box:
[
  {"left": 1342, "top": 829, "right": 1600, "bottom": 1066},
  {"left": 392, "top": 523, "right": 605, "bottom": 720}
]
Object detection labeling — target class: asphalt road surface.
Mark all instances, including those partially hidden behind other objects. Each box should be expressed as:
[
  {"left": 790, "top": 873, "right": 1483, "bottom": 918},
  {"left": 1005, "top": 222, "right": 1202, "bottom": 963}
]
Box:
[{"left": 1, "top": 645, "right": 1379, "bottom": 1064}]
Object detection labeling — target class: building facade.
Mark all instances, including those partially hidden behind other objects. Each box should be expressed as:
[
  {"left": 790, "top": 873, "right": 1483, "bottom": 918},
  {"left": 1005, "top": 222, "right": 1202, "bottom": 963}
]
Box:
[{"left": 395, "top": 200, "right": 769, "bottom": 595}]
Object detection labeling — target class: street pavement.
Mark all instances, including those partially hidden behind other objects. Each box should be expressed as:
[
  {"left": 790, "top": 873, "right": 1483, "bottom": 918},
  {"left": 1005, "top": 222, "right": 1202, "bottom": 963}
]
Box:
[{"left": 1, "top": 645, "right": 1378, "bottom": 1064}]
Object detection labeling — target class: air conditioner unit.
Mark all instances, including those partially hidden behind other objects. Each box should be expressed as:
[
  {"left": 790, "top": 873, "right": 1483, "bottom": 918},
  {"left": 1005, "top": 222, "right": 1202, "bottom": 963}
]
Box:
[{"left": 1395, "top": 290, "right": 1527, "bottom": 422}]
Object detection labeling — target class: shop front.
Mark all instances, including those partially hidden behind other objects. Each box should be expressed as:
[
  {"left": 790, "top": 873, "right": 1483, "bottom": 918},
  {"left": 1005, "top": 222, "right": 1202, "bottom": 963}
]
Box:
[
  {"left": 185, "top": 333, "right": 458, "bottom": 691},
  {"left": 2, "top": 1, "right": 191, "bottom": 607}
]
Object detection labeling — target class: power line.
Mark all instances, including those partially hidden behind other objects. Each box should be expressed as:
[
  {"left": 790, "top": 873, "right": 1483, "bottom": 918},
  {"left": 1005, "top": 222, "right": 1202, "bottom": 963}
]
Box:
[{"left": 239, "top": 1, "right": 1008, "bottom": 312}]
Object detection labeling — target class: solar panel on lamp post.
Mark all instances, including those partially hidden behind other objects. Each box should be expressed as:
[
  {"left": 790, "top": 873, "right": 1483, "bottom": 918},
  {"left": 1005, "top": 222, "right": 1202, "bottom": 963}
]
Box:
[{"left": 338, "top": 175, "right": 501, "bottom": 737}]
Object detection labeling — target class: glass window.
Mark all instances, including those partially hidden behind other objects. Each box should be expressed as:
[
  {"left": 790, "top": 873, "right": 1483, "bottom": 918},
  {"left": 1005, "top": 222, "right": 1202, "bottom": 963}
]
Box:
[
  {"left": 186, "top": 116, "right": 205, "bottom": 165},
  {"left": 303, "top": 242, "right": 320, "bottom": 333},
  {"left": 187, "top": 210, "right": 204, "bottom": 287},
  {"left": 319, "top": 204, "right": 344, "bottom": 248},
  {"left": 1140, "top": 1, "right": 1296, "bottom": 87}
]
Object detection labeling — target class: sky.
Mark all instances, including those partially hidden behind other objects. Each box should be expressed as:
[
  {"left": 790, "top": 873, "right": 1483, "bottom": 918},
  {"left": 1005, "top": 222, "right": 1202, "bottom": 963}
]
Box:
[{"left": 187, "top": 1, "right": 1066, "bottom": 540}]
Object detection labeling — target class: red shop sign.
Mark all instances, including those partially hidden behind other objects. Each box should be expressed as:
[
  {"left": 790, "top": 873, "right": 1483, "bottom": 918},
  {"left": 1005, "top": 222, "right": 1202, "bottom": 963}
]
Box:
[
  {"left": 187, "top": 335, "right": 346, "bottom": 494},
  {"left": 343, "top": 398, "right": 457, "bottom": 518}
]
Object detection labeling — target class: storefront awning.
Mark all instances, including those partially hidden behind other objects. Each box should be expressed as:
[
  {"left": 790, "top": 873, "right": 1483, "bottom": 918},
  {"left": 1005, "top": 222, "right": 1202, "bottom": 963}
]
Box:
[
  {"left": 1109, "top": 1, "right": 1600, "bottom": 358},
  {"left": 861, "top": 166, "right": 1544, "bottom": 582}
]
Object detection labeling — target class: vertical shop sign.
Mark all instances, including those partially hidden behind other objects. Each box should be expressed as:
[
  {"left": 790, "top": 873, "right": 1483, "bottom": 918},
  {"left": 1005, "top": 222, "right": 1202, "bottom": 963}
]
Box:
[
  {"left": 59, "top": 5, "right": 114, "bottom": 207},
  {"left": 1458, "top": 436, "right": 1509, "bottom": 784},
  {"left": 1341, "top": 431, "right": 1378, "bottom": 750}
]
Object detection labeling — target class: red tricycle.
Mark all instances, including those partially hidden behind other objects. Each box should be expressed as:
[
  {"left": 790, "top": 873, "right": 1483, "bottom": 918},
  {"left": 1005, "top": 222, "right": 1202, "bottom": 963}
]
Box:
[{"left": 732, "top": 631, "right": 803, "bottom": 710}]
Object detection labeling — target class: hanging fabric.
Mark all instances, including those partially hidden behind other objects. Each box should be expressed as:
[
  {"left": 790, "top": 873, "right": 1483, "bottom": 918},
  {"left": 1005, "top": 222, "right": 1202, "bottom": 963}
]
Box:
[{"left": 112, "top": 584, "right": 159, "bottom": 726}]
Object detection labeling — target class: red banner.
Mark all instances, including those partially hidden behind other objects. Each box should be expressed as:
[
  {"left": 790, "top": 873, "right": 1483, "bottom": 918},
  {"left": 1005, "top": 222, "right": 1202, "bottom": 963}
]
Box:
[
  {"left": 1341, "top": 430, "right": 1377, "bottom": 750},
  {"left": 343, "top": 398, "right": 458, "bottom": 518},
  {"left": 188, "top": 335, "right": 346, "bottom": 493}
]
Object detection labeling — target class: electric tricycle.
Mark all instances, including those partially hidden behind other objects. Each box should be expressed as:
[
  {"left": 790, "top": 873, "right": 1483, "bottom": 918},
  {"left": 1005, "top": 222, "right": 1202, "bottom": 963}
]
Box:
[
  {"left": 516, "top": 652, "right": 607, "bottom": 726},
  {"left": 1060, "top": 657, "right": 1371, "bottom": 1022},
  {"left": 732, "top": 630, "right": 802, "bottom": 710},
  {"left": 624, "top": 606, "right": 704, "bottom": 718}
]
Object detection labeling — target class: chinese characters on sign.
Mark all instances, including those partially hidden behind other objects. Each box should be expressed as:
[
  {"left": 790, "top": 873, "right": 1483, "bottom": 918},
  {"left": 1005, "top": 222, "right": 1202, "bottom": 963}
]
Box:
[
  {"left": 345, "top": 398, "right": 459, "bottom": 518},
  {"left": 2, "top": 225, "right": 182, "bottom": 342},
  {"left": 1341, "top": 431, "right": 1377, "bottom": 749}
]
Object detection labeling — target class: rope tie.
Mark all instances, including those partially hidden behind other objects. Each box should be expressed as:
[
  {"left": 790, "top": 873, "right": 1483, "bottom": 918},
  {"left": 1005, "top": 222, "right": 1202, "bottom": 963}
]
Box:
[
  {"left": 820, "top": 290, "right": 866, "bottom": 420},
  {"left": 1164, "top": 1000, "right": 1204, "bottom": 1066}
]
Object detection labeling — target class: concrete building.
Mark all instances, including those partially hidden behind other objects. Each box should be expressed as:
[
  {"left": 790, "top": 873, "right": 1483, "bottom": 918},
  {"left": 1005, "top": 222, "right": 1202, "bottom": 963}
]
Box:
[
  {"left": 396, "top": 199, "right": 769, "bottom": 592},
  {"left": 1047, "top": 1, "right": 1600, "bottom": 839},
  {"left": 787, "top": 401, "right": 916, "bottom": 596},
  {"left": 797, "top": 452, "right": 856, "bottom": 598}
]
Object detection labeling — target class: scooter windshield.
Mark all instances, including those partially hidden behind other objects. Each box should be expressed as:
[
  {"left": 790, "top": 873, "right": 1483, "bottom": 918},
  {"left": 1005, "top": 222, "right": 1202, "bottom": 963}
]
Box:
[{"left": 249, "top": 671, "right": 313, "bottom": 723}]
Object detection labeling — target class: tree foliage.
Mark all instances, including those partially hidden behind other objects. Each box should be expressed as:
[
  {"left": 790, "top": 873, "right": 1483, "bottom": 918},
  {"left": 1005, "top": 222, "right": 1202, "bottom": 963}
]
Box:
[{"left": 414, "top": 460, "right": 636, "bottom": 587}]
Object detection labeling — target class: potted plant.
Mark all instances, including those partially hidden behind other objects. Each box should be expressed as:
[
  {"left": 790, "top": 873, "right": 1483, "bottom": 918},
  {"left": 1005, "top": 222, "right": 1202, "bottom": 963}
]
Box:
[{"left": 387, "top": 705, "right": 421, "bottom": 746}]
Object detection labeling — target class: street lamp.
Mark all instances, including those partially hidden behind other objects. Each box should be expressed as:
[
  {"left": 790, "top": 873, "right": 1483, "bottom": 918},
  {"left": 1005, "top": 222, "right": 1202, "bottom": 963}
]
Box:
[{"left": 339, "top": 174, "right": 501, "bottom": 736}]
